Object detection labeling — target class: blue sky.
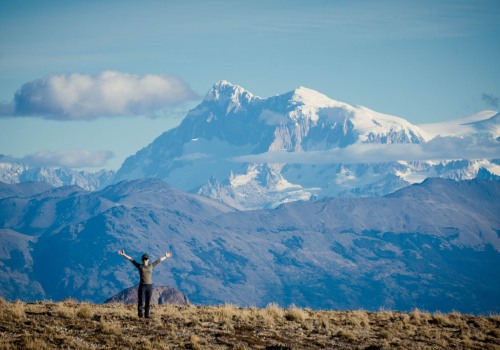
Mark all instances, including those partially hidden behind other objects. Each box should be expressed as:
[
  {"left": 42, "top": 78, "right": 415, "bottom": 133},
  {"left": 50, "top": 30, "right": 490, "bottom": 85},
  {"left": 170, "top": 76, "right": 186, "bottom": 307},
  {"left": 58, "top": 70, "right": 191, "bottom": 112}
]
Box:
[{"left": 0, "top": 0, "right": 499, "bottom": 170}]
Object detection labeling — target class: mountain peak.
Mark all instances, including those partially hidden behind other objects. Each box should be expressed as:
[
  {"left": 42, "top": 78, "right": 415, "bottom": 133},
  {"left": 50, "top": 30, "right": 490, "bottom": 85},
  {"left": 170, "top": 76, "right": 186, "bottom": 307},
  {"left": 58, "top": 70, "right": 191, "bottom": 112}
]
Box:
[
  {"left": 212, "top": 80, "right": 236, "bottom": 91},
  {"left": 287, "top": 86, "right": 344, "bottom": 109},
  {"left": 204, "top": 80, "right": 255, "bottom": 103}
]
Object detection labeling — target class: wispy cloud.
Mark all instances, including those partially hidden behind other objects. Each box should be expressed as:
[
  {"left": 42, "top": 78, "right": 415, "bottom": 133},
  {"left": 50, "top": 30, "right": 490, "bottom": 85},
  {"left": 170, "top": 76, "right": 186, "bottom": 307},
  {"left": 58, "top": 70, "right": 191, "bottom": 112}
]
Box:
[
  {"left": 232, "top": 136, "right": 500, "bottom": 164},
  {"left": 0, "top": 71, "right": 197, "bottom": 120},
  {"left": 482, "top": 93, "right": 499, "bottom": 108},
  {"left": 250, "top": 1, "right": 495, "bottom": 40},
  {"left": 23, "top": 149, "right": 114, "bottom": 168}
]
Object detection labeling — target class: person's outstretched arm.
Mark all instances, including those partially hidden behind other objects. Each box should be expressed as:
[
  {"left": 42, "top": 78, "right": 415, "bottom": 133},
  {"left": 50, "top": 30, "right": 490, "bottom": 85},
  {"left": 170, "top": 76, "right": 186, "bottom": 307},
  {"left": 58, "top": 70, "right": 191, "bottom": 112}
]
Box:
[
  {"left": 152, "top": 252, "right": 172, "bottom": 266},
  {"left": 118, "top": 250, "right": 133, "bottom": 261},
  {"left": 118, "top": 250, "right": 141, "bottom": 268}
]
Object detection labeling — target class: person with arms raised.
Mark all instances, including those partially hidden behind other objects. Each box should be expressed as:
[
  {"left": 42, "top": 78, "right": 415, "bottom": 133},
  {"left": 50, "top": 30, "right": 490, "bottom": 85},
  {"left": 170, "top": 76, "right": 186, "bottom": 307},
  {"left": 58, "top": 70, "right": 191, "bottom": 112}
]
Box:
[{"left": 118, "top": 250, "right": 172, "bottom": 318}]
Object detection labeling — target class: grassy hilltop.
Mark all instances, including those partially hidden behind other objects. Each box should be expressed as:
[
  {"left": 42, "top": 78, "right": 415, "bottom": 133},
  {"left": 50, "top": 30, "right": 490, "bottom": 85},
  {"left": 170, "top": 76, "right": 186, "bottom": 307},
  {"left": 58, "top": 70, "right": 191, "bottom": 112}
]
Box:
[{"left": 0, "top": 299, "right": 499, "bottom": 349}]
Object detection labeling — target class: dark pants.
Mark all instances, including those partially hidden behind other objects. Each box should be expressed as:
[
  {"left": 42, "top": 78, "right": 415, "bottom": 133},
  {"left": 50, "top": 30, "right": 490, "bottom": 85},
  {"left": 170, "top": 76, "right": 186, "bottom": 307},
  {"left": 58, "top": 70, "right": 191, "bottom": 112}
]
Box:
[{"left": 138, "top": 284, "right": 153, "bottom": 318}]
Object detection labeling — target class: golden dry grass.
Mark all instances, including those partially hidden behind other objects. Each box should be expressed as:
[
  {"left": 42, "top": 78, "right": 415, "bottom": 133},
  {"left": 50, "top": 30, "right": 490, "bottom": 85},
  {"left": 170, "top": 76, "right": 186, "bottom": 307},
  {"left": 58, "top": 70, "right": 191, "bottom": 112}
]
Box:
[{"left": 0, "top": 298, "right": 498, "bottom": 349}]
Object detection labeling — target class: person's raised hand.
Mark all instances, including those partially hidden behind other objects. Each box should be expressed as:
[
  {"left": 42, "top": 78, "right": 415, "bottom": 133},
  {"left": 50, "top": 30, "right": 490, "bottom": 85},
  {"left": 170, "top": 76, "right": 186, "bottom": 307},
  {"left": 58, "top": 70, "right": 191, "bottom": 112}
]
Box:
[
  {"left": 165, "top": 252, "right": 172, "bottom": 258},
  {"left": 118, "top": 250, "right": 124, "bottom": 256}
]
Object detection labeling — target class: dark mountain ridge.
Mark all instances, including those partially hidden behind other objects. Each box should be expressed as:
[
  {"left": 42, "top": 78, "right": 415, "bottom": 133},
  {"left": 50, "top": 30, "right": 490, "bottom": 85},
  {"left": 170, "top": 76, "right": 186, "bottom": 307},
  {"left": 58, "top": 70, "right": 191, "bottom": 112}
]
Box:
[{"left": 0, "top": 178, "right": 498, "bottom": 313}]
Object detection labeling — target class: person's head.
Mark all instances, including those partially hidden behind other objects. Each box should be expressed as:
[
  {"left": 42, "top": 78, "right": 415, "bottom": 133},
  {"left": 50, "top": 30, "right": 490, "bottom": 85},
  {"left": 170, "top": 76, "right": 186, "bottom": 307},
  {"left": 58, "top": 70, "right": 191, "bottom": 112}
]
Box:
[{"left": 141, "top": 254, "right": 149, "bottom": 265}]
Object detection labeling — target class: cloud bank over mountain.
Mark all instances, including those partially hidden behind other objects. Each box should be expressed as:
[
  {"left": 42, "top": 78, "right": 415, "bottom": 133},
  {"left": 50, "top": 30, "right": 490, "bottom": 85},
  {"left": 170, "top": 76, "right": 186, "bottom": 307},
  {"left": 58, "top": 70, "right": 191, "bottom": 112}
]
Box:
[
  {"left": 0, "top": 71, "right": 197, "bottom": 120},
  {"left": 22, "top": 149, "right": 114, "bottom": 168},
  {"left": 232, "top": 135, "right": 500, "bottom": 164}
]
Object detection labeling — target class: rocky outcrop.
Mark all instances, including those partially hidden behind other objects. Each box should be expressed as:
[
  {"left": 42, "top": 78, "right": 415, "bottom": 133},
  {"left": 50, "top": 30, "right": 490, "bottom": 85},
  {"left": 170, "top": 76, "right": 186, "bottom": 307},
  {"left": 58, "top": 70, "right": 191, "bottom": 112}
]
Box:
[{"left": 104, "top": 285, "right": 189, "bottom": 305}]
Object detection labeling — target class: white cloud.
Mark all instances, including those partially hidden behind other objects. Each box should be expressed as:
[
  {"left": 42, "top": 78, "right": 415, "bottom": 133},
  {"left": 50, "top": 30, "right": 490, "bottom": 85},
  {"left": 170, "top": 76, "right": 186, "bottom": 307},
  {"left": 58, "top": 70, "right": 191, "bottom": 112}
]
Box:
[
  {"left": 258, "top": 110, "right": 288, "bottom": 125},
  {"left": 231, "top": 136, "right": 500, "bottom": 164},
  {"left": 23, "top": 149, "right": 114, "bottom": 168},
  {"left": 2, "top": 71, "right": 197, "bottom": 120},
  {"left": 173, "top": 153, "right": 212, "bottom": 162}
]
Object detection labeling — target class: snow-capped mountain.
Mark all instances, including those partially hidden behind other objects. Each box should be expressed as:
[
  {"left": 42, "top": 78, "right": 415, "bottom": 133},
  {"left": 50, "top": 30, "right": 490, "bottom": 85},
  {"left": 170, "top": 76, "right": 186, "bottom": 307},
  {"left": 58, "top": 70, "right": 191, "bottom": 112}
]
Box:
[
  {"left": 1, "top": 178, "right": 499, "bottom": 313},
  {"left": 115, "top": 81, "right": 499, "bottom": 209},
  {"left": 0, "top": 155, "right": 114, "bottom": 191}
]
